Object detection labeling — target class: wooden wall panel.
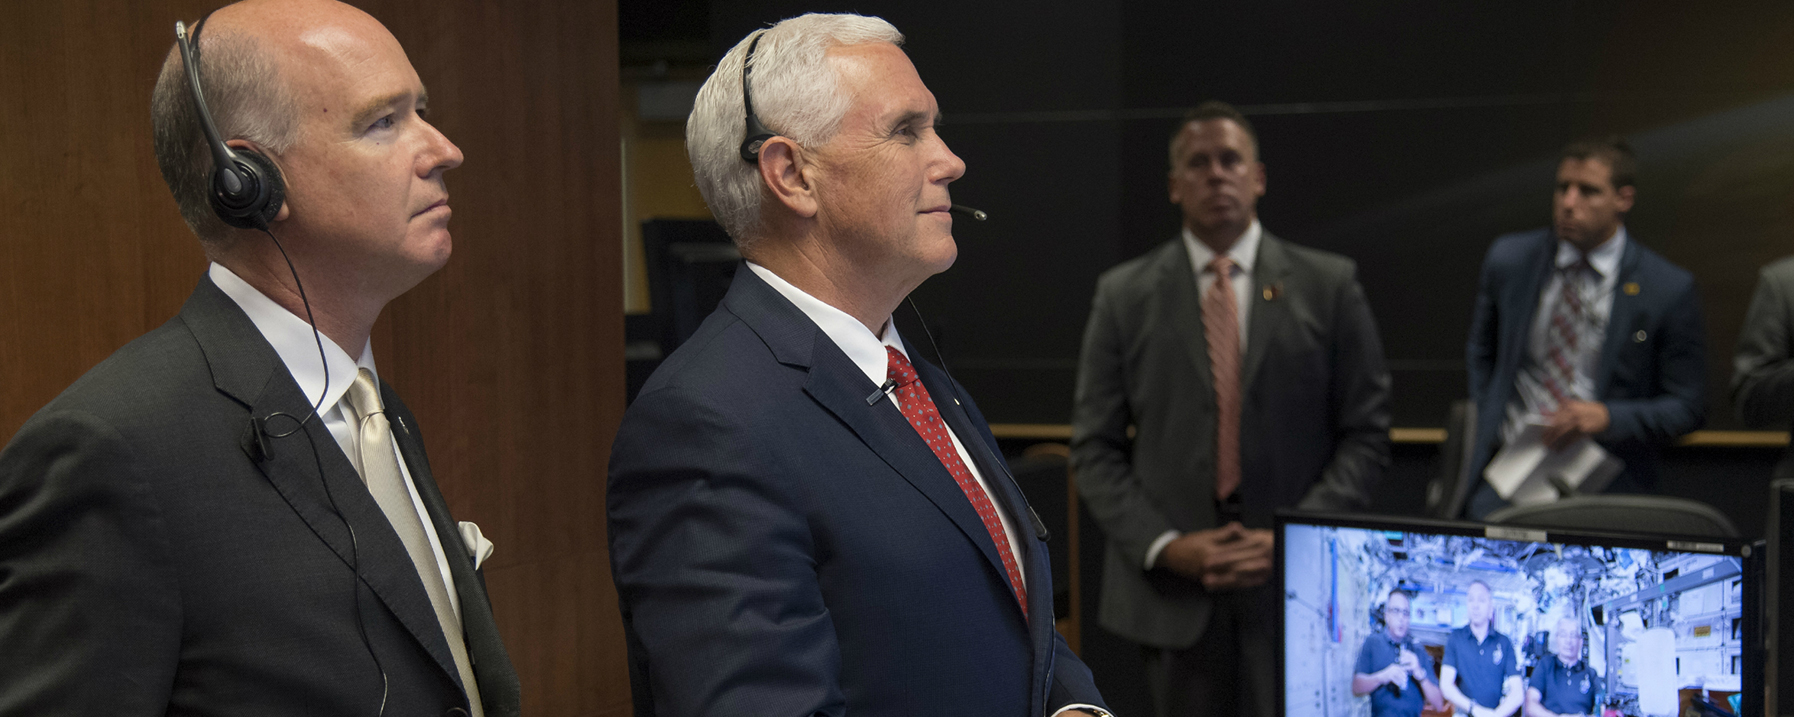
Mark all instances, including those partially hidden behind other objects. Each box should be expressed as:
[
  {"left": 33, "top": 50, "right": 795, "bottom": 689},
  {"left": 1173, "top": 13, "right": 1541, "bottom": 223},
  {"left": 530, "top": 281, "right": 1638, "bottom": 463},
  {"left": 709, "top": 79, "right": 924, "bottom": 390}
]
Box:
[{"left": 1, "top": 1, "right": 628, "bottom": 714}]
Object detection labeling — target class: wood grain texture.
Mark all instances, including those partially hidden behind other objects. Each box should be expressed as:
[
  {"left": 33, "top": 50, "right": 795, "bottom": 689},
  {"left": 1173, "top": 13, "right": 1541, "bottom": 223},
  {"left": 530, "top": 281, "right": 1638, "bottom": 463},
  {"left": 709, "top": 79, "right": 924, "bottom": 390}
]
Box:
[{"left": 1, "top": 1, "right": 628, "bottom": 713}]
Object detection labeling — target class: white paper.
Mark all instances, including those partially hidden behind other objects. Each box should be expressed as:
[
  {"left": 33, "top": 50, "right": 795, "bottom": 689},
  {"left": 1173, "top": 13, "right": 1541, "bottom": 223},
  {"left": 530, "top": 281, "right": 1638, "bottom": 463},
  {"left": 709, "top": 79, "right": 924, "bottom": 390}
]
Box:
[{"left": 1483, "top": 423, "right": 1624, "bottom": 506}]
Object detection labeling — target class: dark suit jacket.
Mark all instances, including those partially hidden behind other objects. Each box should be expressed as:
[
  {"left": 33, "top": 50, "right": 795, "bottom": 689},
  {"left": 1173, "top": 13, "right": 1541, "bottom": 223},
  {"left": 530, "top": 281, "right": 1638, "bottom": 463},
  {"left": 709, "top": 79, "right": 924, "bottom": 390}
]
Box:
[
  {"left": 1460, "top": 228, "right": 1706, "bottom": 516},
  {"left": 0, "top": 276, "right": 519, "bottom": 717},
  {"left": 1069, "top": 232, "right": 1392, "bottom": 648},
  {"left": 1731, "top": 255, "right": 1794, "bottom": 480},
  {"left": 607, "top": 266, "right": 1105, "bottom": 717}
]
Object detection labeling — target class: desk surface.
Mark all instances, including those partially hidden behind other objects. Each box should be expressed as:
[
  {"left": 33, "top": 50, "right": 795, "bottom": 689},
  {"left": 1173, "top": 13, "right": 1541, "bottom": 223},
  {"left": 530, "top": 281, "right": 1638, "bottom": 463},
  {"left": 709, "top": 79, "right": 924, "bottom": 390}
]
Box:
[{"left": 986, "top": 425, "right": 1792, "bottom": 448}]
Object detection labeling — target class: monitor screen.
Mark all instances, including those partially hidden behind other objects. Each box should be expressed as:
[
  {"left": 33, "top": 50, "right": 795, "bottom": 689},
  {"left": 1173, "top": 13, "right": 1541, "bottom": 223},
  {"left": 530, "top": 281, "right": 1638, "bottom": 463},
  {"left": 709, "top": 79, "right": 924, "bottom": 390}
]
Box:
[{"left": 1279, "top": 514, "right": 1757, "bottom": 717}]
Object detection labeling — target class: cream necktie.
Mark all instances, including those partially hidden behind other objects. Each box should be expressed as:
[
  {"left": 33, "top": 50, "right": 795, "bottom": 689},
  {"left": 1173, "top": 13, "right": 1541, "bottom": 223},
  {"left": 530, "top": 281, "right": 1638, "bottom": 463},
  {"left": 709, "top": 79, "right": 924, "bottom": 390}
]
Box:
[{"left": 344, "top": 369, "right": 484, "bottom": 717}]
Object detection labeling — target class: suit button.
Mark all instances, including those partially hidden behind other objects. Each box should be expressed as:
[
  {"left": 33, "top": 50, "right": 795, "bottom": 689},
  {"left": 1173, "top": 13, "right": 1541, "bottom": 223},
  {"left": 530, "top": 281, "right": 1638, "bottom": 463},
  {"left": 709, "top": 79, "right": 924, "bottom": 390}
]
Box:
[
  {"left": 1634, "top": 330, "right": 1647, "bottom": 342},
  {"left": 446, "top": 709, "right": 469, "bottom": 717}
]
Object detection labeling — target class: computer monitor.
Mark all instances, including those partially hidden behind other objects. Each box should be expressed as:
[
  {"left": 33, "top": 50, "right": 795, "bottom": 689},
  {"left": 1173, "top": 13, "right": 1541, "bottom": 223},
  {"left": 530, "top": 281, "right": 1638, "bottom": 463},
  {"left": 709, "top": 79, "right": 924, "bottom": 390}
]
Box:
[{"left": 1279, "top": 512, "right": 1760, "bottom": 717}]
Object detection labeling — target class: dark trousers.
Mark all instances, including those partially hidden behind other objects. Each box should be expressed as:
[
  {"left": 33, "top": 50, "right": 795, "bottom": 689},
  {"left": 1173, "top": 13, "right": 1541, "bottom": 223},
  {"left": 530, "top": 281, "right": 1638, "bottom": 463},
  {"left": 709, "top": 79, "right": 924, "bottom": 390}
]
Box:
[{"left": 1140, "top": 585, "right": 1278, "bottom": 717}]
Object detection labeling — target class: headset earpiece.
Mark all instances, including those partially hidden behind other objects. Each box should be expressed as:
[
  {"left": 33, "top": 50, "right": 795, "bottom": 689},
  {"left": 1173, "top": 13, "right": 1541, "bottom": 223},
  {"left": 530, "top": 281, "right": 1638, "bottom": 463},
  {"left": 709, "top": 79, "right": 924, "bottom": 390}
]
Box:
[
  {"left": 209, "top": 147, "right": 285, "bottom": 229},
  {"left": 176, "top": 19, "right": 286, "bottom": 231}
]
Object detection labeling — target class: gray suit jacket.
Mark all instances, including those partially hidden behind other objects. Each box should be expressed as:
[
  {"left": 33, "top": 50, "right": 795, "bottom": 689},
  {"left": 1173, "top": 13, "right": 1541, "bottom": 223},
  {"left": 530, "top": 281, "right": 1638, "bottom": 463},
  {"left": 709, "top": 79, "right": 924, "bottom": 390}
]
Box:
[
  {"left": 1071, "top": 232, "right": 1391, "bottom": 648},
  {"left": 1733, "top": 255, "right": 1794, "bottom": 480},
  {"left": 0, "top": 276, "right": 519, "bottom": 716}
]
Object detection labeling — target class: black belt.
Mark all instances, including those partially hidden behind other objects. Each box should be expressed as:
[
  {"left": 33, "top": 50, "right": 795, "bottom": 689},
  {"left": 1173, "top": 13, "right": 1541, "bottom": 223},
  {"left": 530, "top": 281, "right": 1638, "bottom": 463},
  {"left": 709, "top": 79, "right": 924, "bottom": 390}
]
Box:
[{"left": 1216, "top": 491, "right": 1243, "bottom": 526}]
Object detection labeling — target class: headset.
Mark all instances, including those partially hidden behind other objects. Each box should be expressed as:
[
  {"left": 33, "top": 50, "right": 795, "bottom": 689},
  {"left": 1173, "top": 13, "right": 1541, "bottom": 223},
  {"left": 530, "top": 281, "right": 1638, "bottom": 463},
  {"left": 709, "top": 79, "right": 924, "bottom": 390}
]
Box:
[
  {"left": 734, "top": 30, "right": 987, "bottom": 225},
  {"left": 176, "top": 16, "right": 390, "bottom": 715},
  {"left": 738, "top": 31, "right": 777, "bottom": 162},
  {"left": 175, "top": 20, "right": 284, "bottom": 229},
  {"left": 736, "top": 28, "right": 1022, "bottom": 534}
]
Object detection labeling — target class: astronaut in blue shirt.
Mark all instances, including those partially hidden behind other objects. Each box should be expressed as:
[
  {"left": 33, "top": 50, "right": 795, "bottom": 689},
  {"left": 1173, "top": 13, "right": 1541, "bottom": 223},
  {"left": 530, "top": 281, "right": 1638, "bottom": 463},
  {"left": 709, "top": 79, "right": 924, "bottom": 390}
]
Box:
[
  {"left": 1353, "top": 590, "right": 1444, "bottom": 717},
  {"left": 1526, "top": 617, "right": 1603, "bottom": 717},
  {"left": 1442, "top": 581, "right": 1523, "bottom": 717}
]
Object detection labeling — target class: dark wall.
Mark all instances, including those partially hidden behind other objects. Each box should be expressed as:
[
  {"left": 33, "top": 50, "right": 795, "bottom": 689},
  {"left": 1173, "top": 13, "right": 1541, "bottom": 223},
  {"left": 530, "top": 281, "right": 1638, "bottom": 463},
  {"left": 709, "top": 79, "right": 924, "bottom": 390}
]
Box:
[{"left": 712, "top": 0, "right": 1794, "bottom": 429}]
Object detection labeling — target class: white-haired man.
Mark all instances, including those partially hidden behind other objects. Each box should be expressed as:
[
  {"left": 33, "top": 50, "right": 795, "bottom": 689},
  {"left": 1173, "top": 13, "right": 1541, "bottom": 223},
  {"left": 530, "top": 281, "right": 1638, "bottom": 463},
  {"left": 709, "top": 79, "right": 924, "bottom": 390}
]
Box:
[{"left": 607, "top": 12, "right": 1109, "bottom": 717}]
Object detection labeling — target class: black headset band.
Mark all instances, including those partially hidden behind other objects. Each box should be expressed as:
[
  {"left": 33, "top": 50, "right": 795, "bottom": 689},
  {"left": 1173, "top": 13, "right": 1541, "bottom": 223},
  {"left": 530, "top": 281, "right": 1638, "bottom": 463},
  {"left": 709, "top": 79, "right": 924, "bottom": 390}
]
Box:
[{"left": 738, "top": 30, "right": 777, "bottom": 162}]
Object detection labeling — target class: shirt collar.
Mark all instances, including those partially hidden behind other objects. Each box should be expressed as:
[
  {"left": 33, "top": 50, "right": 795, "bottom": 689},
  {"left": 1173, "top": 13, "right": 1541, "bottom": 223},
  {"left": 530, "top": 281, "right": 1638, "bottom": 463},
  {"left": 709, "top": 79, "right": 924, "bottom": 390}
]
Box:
[
  {"left": 1183, "top": 219, "right": 1262, "bottom": 276},
  {"left": 209, "top": 262, "right": 375, "bottom": 411},
  {"left": 1555, "top": 225, "right": 1627, "bottom": 278},
  {"left": 745, "top": 262, "right": 909, "bottom": 387}
]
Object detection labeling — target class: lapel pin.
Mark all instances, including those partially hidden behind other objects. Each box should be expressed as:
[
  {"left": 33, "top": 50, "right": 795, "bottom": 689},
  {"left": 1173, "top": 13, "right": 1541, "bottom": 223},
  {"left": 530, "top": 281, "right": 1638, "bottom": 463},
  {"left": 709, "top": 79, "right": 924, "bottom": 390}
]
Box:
[
  {"left": 1634, "top": 330, "right": 1647, "bottom": 343},
  {"left": 1263, "top": 283, "right": 1282, "bottom": 301},
  {"left": 1623, "top": 282, "right": 1640, "bottom": 296}
]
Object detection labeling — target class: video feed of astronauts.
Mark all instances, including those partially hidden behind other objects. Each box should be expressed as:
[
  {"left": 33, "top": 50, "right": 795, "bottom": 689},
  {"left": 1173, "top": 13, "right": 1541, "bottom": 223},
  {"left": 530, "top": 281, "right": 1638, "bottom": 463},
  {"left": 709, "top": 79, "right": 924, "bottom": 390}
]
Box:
[{"left": 1278, "top": 514, "right": 1757, "bottom": 717}]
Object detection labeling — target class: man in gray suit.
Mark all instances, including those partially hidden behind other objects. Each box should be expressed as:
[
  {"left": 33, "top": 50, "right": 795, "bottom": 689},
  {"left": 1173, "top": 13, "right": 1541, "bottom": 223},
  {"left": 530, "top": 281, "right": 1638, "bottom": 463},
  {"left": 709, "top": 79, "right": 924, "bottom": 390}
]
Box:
[
  {"left": 1072, "top": 101, "right": 1392, "bottom": 717},
  {"left": 0, "top": 1, "right": 518, "bottom": 714},
  {"left": 1733, "top": 256, "right": 1794, "bottom": 480}
]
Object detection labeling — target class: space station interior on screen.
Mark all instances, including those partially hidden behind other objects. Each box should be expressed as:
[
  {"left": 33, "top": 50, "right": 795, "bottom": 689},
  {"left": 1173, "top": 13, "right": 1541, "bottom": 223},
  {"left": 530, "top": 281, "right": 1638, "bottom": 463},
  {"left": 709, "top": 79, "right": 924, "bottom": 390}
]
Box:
[{"left": 1283, "top": 524, "right": 1745, "bottom": 717}]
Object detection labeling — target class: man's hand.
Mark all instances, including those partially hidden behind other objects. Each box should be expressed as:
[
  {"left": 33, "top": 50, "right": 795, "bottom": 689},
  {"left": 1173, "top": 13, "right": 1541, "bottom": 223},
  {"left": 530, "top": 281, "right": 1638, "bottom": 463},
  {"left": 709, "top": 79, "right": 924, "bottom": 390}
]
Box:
[
  {"left": 1377, "top": 663, "right": 1410, "bottom": 692},
  {"left": 1158, "top": 523, "right": 1274, "bottom": 590},
  {"left": 1398, "top": 648, "right": 1423, "bottom": 679},
  {"left": 1541, "top": 400, "right": 1609, "bottom": 450}
]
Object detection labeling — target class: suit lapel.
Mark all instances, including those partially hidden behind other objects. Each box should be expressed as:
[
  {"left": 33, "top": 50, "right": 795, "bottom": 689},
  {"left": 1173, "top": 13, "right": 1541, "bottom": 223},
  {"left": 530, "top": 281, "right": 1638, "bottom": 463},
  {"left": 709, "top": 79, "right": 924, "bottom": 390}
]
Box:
[
  {"left": 1241, "top": 233, "right": 1292, "bottom": 395},
  {"left": 1505, "top": 233, "right": 1557, "bottom": 383},
  {"left": 385, "top": 389, "right": 523, "bottom": 717},
  {"left": 912, "top": 359, "right": 1051, "bottom": 711},
  {"left": 801, "top": 337, "right": 1014, "bottom": 589},
  {"left": 182, "top": 276, "right": 464, "bottom": 692},
  {"left": 1593, "top": 239, "right": 1643, "bottom": 398},
  {"left": 1159, "top": 241, "right": 1215, "bottom": 395},
  {"left": 724, "top": 268, "right": 1021, "bottom": 605}
]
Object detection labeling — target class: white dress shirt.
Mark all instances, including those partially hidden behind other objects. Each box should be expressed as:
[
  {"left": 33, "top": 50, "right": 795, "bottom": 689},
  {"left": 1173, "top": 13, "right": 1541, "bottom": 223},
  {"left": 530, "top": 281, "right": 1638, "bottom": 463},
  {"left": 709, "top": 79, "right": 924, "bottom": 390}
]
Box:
[
  {"left": 1144, "top": 221, "right": 1264, "bottom": 570},
  {"left": 210, "top": 262, "right": 462, "bottom": 616},
  {"left": 1501, "top": 226, "right": 1627, "bottom": 444},
  {"left": 1182, "top": 219, "right": 1262, "bottom": 349}
]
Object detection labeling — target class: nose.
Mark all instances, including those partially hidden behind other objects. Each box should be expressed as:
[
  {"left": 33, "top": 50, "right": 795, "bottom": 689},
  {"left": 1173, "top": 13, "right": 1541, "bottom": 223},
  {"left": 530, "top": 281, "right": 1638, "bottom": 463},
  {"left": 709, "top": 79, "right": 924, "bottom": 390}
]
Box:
[
  {"left": 418, "top": 119, "right": 465, "bottom": 177},
  {"left": 932, "top": 134, "right": 966, "bottom": 184}
]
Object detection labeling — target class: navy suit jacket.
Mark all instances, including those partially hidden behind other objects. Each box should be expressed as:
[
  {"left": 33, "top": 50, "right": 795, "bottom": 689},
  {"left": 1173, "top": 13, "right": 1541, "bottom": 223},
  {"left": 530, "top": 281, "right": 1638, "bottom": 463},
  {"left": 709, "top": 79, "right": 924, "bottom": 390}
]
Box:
[
  {"left": 607, "top": 266, "right": 1105, "bottom": 717},
  {"left": 1459, "top": 228, "right": 1706, "bottom": 516}
]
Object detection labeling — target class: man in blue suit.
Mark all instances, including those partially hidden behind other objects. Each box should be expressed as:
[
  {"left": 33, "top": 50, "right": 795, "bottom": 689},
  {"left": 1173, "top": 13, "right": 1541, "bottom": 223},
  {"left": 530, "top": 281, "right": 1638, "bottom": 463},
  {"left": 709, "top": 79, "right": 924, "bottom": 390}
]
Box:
[
  {"left": 606, "top": 13, "right": 1108, "bottom": 717},
  {"left": 1454, "top": 136, "right": 1706, "bottom": 519}
]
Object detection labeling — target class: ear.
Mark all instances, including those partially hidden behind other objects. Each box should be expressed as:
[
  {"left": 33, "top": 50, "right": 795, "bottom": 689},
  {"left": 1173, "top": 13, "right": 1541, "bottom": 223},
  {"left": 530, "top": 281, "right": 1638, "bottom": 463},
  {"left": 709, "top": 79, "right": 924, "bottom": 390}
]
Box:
[
  {"left": 1167, "top": 170, "right": 1181, "bottom": 205},
  {"left": 1613, "top": 184, "right": 1636, "bottom": 214},
  {"left": 758, "top": 137, "right": 817, "bottom": 218},
  {"left": 1251, "top": 160, "right": 1267, "bottom": 199},
  {"left": 224, "top": 138, "right": 290, "bottom": 222}
]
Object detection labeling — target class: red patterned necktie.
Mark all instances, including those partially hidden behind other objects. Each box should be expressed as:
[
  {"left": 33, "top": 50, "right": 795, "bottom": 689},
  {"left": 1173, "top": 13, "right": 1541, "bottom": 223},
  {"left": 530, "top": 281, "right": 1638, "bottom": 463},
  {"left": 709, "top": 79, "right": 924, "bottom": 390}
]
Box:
[
  {"left": 1540, "top": 259, "right": 1595, "bottom": 412},
  {"left": 1203, "top": 256, "right": 1242, "bottom": 501},
  {"left": 884, "top": 346, "right": 1028, "bottom": 615}
]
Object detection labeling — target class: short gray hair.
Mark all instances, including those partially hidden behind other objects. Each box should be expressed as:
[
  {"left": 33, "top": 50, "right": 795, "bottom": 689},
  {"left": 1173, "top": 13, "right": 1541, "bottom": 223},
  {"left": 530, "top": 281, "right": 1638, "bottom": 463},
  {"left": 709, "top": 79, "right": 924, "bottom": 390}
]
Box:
[
  {"left": 685, "top": 13, "right": 903, "bottom": 248},
  {"left": 151, "top": 27, "right": 298, "bottom": 245}
]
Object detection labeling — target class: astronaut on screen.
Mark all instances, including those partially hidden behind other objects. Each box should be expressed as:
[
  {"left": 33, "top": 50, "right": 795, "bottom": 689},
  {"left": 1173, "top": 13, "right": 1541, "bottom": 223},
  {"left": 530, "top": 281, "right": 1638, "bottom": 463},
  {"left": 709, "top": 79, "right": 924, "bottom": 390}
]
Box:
[{"left": 1352, "top": 589, "right": 1445, "bottom": 717}]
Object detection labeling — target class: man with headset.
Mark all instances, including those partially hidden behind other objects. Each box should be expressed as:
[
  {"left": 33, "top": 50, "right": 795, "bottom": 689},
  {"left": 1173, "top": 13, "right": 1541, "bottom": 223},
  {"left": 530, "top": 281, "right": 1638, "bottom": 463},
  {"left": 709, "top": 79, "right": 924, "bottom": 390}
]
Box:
[
  {"left": 0, "top": 0, "right": 518, "bottom": 714},
  {"left": 606, "top": 13, "right": 1107, "bottom": 717}
]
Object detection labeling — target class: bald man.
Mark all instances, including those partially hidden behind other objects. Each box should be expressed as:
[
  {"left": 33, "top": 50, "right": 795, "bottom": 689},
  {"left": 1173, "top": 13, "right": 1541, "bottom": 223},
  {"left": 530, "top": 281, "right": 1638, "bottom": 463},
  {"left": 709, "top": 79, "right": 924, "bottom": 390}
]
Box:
[{"left": 0, "top": 1, "right": 519, "bottom": 714}]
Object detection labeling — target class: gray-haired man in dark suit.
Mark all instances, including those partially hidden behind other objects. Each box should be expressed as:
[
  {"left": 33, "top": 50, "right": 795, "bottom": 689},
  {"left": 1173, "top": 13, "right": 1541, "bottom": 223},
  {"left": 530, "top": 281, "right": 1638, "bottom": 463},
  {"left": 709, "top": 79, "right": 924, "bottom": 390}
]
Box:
[{"left": 1072, "top": 100, "right": 1392, "bottom": 717}]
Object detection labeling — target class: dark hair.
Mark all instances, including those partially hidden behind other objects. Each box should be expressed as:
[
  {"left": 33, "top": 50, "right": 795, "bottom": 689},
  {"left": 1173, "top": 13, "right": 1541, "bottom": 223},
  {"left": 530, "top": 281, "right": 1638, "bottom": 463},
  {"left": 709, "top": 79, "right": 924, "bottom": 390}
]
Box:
[
  {"left": 150, "top": 27, "right": 297, "bottom": 245},
  {"left": 1169, "top": 100, "right": 1259, "bottom": 166},
  {"left": 1560, "top": 135, "right": 1636, "bottom": 190}
]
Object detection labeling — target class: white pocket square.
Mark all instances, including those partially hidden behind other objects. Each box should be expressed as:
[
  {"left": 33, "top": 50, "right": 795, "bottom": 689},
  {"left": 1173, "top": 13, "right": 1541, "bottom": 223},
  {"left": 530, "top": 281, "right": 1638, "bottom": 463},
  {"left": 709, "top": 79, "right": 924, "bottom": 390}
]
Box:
[{"left": 458, "top": 521, "right": 495, "bottom": 570}]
